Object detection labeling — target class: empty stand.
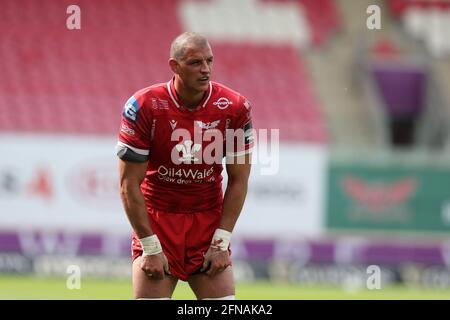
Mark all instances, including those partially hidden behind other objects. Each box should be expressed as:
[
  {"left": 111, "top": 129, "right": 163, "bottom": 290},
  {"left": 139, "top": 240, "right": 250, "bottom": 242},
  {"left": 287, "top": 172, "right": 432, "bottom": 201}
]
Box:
[
  {"left": 297, "top": 0, "right": 341, "bottom": 46},
  {"left": 0, "top": 0, "right": 329, "bottom": 143},
  {"left": 0, "top": 0, "right": 180, "bottom": 135}
]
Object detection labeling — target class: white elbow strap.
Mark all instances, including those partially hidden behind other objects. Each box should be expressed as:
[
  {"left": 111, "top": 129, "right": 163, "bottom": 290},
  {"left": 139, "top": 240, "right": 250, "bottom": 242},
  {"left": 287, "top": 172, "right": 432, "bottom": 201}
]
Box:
[
  {"left": 139, "top": 235, "right": 162, "bottom": 256},
  {"left": 211, "top": 228, "right": 231, "bottom": 251}
]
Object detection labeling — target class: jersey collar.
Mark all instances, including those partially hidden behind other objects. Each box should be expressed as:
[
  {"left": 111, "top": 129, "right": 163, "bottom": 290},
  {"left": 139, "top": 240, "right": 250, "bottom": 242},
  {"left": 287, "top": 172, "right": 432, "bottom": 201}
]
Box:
[{"left": 166, "top": 77, "right": 213, "bottom": 112}]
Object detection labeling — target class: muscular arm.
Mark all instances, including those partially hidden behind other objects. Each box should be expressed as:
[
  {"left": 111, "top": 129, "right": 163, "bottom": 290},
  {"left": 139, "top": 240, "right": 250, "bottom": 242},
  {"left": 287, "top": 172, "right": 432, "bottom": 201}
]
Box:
[
  {"left": 119, "top": 159, "right": 170, "bottom": 279},
  {"left": 220, "top": 154, "right": 251, "bottom": 232},
  {"left": 201, "top": 154, "right": 251, "bottom": 276},
  {"left": 118, "top": 159, "right": 153, "bottom": 238}
]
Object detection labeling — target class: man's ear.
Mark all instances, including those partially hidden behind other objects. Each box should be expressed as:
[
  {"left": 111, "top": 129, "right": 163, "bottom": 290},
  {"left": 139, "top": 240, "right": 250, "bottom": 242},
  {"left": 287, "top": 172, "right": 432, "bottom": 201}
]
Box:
[{"left": 168, "top": 58, "right": 179, "bottom": 74}]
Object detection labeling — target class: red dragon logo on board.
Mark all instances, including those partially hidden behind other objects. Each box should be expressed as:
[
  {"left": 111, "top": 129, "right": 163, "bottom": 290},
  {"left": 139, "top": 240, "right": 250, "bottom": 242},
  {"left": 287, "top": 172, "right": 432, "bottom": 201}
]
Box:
[{"left": 342, "top": 176, "right": 417, "bottom": 212}]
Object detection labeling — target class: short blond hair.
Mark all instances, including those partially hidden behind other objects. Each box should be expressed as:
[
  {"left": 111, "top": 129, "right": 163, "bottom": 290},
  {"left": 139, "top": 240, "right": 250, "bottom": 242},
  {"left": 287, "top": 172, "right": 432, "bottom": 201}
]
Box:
[{"left": 170, "top": 32, "right": 210, "bottom": 61}]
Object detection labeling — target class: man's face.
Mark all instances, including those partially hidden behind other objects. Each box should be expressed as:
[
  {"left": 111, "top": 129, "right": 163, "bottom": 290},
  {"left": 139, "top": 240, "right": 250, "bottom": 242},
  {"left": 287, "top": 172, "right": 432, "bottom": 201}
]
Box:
[{"left": 175, "top": 44, "right": 213, "bottom": 94}]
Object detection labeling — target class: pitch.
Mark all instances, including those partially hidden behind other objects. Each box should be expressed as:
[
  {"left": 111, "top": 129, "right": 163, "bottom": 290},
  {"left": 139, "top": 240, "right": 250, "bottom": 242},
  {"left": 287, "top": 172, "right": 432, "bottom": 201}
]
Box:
[{"left": 0, "top": 275, "right": 449, "bottom": 300}]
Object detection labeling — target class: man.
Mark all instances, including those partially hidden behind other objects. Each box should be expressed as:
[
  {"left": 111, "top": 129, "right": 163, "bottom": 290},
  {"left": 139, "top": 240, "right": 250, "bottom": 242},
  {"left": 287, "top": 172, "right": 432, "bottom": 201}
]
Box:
[{"left": 116, "top": 32, "right": 253, "bottom": 300}]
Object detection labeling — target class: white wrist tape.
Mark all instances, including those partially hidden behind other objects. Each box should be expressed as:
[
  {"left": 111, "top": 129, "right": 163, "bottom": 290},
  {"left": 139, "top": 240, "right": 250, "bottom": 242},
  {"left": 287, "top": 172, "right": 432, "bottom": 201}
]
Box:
[
  {"left": 139, "top": 235, "right": 162, "bottom": 256},
  {"left": 211, "top": 228, "right": 231, "bottom": 251}
]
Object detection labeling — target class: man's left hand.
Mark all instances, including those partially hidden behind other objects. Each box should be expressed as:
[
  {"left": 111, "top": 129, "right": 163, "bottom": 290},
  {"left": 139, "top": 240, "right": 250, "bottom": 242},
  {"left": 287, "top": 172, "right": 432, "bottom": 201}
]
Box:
[{"left": 200, "top": 245, "right": 231, "bottom": 277}]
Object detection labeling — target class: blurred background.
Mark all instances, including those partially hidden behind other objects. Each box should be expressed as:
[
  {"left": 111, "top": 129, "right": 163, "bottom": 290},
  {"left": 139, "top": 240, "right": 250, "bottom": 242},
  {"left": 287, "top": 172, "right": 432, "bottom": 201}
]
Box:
[{"left": 1, "top": 0, "right": 450, "bottom": 299}]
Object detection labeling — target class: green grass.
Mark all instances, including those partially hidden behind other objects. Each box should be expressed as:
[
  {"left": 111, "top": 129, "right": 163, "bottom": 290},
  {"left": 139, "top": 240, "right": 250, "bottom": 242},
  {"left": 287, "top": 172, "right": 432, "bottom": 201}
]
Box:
[{"left": 0, "top": 275, "right": 449, "bottom": 300}]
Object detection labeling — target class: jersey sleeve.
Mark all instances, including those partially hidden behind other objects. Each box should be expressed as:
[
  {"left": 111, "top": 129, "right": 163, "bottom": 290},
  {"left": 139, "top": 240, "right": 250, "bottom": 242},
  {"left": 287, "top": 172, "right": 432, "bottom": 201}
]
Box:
[
  {"left": 116, "top": 94, "right": 153, "bottom": 162},
  {"left": 226, "top": 96, "right": 254, "bottom": 157}
]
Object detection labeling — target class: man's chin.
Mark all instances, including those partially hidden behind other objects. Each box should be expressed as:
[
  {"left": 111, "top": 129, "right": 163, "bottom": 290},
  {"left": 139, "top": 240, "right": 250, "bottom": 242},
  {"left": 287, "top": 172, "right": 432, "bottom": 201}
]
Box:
[{"left": 197, "top": 82, "right": 209, "bottom": 91}]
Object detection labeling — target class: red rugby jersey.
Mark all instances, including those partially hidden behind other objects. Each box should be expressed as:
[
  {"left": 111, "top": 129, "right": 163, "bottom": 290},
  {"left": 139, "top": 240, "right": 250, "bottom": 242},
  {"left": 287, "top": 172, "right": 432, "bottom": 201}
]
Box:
[{"left": 117, "top": 78, "right": 253, "bottom": 213}]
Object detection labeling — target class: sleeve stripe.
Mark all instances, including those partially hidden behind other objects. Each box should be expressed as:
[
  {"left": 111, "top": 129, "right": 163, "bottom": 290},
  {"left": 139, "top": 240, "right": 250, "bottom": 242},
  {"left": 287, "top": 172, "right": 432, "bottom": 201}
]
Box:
[{"left": 116, "top": 141, "right": 150, "bottom": 156}]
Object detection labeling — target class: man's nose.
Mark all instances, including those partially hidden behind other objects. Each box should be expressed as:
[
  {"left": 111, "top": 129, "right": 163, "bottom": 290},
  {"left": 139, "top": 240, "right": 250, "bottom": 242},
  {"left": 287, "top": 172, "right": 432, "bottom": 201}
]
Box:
[{"left": 200, "top": 60, "right": 210, "bottom": 73}]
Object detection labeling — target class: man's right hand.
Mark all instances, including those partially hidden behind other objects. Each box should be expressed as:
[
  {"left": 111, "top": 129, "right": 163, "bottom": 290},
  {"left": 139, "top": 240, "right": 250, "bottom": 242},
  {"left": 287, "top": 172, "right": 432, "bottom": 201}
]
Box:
[
  {"left": 139, "top": 234, "right": 171, "bottom": 280},
  {"left": 140, "top": 252, "right": 171, "bottom": 280}
]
